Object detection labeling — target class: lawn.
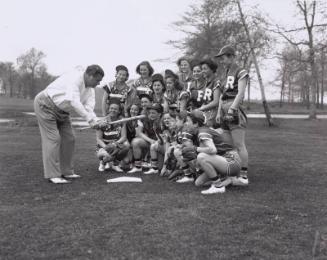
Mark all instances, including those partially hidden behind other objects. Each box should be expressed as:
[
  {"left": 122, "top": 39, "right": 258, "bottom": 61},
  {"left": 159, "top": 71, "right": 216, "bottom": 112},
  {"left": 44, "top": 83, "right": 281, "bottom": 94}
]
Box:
[{"left": 0, "top": 117, "right": 327, "bottom": 260}]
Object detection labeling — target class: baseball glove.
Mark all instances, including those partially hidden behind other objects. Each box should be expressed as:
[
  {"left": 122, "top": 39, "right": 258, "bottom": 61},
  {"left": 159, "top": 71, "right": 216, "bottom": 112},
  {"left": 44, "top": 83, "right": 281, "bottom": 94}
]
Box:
[{"left": 182, "top": 145, "right": 198, "bottom": 162}]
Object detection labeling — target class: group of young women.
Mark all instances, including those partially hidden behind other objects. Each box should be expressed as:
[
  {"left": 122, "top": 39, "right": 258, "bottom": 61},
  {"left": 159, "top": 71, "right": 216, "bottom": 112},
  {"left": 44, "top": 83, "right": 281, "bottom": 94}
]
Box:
[{"left": 95, "top": 45, "right": 249, "bottom": 194}]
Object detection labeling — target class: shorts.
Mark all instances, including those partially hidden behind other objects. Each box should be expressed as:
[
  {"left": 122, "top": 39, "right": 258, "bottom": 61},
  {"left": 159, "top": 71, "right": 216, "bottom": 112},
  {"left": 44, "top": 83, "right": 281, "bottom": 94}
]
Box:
[
  {"left": 224, "top": 150, "right": 241, "bottom": 177},
  {"left": 220, "top": 100, "right": 247, "bottom": 130}
]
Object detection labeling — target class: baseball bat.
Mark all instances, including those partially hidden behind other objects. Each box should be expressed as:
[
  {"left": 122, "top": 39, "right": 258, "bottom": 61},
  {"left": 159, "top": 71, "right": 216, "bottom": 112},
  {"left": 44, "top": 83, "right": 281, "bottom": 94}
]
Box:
[{"left": 78, "top": 114, "right": 146, "bottom": 131}]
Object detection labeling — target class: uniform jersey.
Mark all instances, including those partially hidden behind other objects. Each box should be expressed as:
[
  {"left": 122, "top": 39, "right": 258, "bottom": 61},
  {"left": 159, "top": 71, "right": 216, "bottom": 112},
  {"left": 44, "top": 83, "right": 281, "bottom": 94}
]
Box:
[
  {"left": 181, "top": 125, "right": 199, "bottom": 146},
  {"left": 133, "top": 78, "right": 153, "bottom": 98},
  {"left": 188, "top": 76, "right": 219, "bottom": 109},
  {"left": 140, "top": 118, "right": 162, "bottom": 141},
  {"left": 198, "top": 127, "right": 234, "bottom": 155},
  {"left": 100, "top": 120, "right": 123, "bottom": 145},
  {"left": 164, "top": 89, "right": 180, "bottom": 108},
  {"left": 220, "top": 63, "right": 248, "bottom": 100}
]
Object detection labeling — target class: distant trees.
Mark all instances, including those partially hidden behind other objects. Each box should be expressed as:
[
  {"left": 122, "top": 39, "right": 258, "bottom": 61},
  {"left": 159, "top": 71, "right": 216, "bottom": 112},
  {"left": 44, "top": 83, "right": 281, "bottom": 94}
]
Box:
[
  {"left": 272, "top": 0, "right": 327, "bottom": 116},
  {"left": 0, "top": 48, "right": 55, "bottom": 99}
]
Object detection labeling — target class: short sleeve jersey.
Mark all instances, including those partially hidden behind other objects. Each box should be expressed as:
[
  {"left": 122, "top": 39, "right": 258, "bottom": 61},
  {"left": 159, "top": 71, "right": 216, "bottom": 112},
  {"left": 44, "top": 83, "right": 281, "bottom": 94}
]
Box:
[{"left": 220, "top": 63, "right": 248, "bottom": 100}]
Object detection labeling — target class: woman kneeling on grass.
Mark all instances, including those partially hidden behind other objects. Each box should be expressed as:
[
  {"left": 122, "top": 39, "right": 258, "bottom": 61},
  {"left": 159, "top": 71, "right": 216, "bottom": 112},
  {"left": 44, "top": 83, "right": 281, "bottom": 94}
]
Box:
[
  {"left": 96, "top": 101, "right": 129, "bottom": 173},
  {"left": 128, "top": 103, "right": 163, "bottom": 174}
]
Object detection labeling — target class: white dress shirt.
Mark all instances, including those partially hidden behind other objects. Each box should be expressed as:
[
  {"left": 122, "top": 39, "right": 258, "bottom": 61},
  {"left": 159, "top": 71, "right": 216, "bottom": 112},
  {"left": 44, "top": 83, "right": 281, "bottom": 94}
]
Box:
[{"left": 44, "top": 66, "right": 97, "bottom": 122}]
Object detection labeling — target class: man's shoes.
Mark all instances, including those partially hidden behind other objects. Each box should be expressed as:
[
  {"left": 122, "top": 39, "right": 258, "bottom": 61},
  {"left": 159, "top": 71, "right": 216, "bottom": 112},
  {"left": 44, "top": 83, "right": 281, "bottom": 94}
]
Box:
[
  {"left": 230, "top": 175, "right": 249, "bottom": 186},
  {"left": 176, "top": 176, "right": 194, "bottom": 183},
  {"left": 127, "top": 167, "right": 142, "bottom": 174},
  {"left": 98, "top": 162, "right": 105, "bottom": 172},
  {"left": 104, "top": 162, "right": 111, "bottom": 170},
  {"left": 62, "top": 173, "right": 80, "bottom": 179},
  {"left": 111, "top": 165, "right": 124, "bottom": 173},
  {"left": 48, "top": 177, "right": 71, "bottom": 184},
  {"left": 143, "top": 168, "right": 158, "bottom": 175}
]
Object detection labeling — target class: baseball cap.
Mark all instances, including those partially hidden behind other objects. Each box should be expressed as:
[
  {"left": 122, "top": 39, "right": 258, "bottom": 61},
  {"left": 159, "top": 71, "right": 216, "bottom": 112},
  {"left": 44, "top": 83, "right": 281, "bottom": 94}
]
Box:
[
  {"left": 148, "top": 103, "right": 163, "bottom": 113},
  {"left": 214, "top": 45, "right": 235, "bottom": 57}
]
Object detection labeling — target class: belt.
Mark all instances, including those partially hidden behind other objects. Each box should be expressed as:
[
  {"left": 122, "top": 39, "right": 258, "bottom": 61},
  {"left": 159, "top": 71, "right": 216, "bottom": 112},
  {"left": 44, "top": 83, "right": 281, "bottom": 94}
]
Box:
[{"left": 40, "top": 91, "right": 69, "bottom": 115}]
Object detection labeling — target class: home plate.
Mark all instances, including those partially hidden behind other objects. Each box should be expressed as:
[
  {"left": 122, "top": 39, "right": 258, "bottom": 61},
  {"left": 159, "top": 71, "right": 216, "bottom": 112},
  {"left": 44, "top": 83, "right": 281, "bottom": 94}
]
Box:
[{"left": 107, "top": 177, "right": 142, "bottom": 183}]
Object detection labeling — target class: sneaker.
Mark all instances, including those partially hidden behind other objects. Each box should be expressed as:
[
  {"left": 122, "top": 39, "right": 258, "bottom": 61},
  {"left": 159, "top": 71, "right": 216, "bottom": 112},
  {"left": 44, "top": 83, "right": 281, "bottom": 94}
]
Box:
[
  {"left": 201, "top": 184, "right": 226, "bottom": 194},
  {"left": 104, "top": 162, "right": 111, "bottom": 170},
  {"left": 62, "top": 173, "right": 81, "bottom": 179},
  {"left": 176, "top": 176, "right": 194, "bottom": 183},
  {"left": 143, "top": 168, "right": 158, "bottom": 175},
  {"left": 48, "top": 177, "right": 71, "bottom": 184},
  {"left": 127, "top": 167, "right": 142, "bottom": 174},
  {"left": 98, "top": 162, "right": 105, "bottom": 172},
  {"left": 230, "top": 175, "right": 249, "bottom": 186},
  {"left": 111, "top": 165, "right": 124, "bottom": 173},
  {"left": 141, "top": 162, "right": 151, "bottom": 169},
  {"left": 201, "top": 178, "right": 232, "bottom": 195}
]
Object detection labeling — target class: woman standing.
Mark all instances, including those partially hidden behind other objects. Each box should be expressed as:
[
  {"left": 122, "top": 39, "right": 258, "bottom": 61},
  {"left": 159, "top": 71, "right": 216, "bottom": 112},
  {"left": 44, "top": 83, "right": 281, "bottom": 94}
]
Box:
[
  {"left": 101, "top": 65, "right": 136, "bottom": 117},
  {"left": 133, "top": 61, "right": 154, "bottom": 100},
  {"left": 214, "top": 45, "right": 249, "bottom": 186}
]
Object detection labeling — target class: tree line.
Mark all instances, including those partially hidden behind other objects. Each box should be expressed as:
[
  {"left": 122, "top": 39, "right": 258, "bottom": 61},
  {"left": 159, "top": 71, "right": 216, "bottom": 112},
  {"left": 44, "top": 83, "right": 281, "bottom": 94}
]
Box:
[{"left": 0, "top": 48, "right": 56, "bottom": 99}]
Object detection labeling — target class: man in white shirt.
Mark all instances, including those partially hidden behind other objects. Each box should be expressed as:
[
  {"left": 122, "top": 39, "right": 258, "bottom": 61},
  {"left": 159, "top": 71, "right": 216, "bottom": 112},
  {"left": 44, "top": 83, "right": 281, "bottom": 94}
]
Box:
[{"left": 34, "top": 65, "right": 105, "bottom": 184}]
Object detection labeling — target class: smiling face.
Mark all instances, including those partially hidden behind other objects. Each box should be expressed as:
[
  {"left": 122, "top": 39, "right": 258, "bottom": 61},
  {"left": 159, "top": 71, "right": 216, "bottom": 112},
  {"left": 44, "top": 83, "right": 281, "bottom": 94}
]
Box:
[
  {"left": 201, "top": 64, "right": 213, "bottom": 79},
  {"left": 108, "top": 103, "right": 120, "bottom": 118},
  {"left": 192, "top": 65, "right": 202, "bottom": 80},
  {"left": 162, "top": 113, "right": 173, "bottom": 128},
  {"left": 129, "top": 104, "right": 140, "bottom": 117},
  {"left": 152, "top": 81, "right": 164, "bottom": 94},
  {"left": 165, "top": 77, "right": 174, "bottom": 91},
  {"left": 139, "top": 65, "right": 150, "bottom": 78},
  {"left": 148, "top": 109, "right": 160, "bottom": 121},
  {"left": 141, "top": 97, "right": 152, "bottom": 110},
  {"left": 179, "top": 60, "right": 191, "bottom": 74},
  {"left": 115, "top": 70, "right": 128, "bottom": 83}
]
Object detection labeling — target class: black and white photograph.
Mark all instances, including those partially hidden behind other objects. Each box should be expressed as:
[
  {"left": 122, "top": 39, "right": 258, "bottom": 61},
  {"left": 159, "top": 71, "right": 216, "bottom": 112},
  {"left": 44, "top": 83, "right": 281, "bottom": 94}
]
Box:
[{"left": 0, "top": 0, "right": 326, "bottom": 259}]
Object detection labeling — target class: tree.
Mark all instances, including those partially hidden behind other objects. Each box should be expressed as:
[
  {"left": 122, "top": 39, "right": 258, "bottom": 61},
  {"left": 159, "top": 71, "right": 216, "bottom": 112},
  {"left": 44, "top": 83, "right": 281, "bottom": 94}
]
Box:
[
  {"left": 17, "top": 48, "right": 46, "bottom": 98},
  {"left": 168, "top": 0, "right": 273, "bottom": 123},
  {"left": 235, "top": 0, "right": 273, "bottom": 126},
  {"left": 0, "top": 62, "right": 19, "bottom": 97},
  {"left": 270, "top": 0, "right": 327, "bottom": 118}
]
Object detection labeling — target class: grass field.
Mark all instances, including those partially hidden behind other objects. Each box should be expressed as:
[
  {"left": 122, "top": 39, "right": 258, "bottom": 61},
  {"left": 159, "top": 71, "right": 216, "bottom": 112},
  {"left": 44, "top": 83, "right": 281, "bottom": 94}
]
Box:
[{"left": 1, "top": 114, "right": 327, "bottom": 259}]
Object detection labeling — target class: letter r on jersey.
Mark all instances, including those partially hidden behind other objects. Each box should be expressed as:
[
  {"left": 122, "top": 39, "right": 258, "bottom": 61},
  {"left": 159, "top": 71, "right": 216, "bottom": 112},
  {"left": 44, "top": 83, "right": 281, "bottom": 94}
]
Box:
[{"left": 225, "top": 76, "right": 235, "bottom": 90}]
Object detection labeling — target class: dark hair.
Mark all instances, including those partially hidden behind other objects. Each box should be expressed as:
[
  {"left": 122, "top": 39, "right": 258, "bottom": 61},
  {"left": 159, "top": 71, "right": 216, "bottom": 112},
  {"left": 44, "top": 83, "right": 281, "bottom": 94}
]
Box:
[
  {"left": 115, "top": 65, "right": 129, "bottom": 80},
  {"left": 164, "top": 70, "right": 182, "bottom": 91},
  {"left": 139, "top": 93, "right": 153, "bottom": 102},
  {"left": 127, "top": 103, "right": 141, "bottom": 117},
  {"left": 151, "top": 73, "right": 166, "bottom": 91},
  {"left": 190, "top": 59, "right": 202, "bottom": 70},
  {"left": 177, "top": 56, "right": 191, "bottom": 67},
  {"left": 136, "top": 61, "right": 154, "bottom": 76},
  {"left": 200, "top": 59, "right": 218, "bottom": 73},
  {"left": 86, "top": 64, "right": 104, "bottom": 78}
]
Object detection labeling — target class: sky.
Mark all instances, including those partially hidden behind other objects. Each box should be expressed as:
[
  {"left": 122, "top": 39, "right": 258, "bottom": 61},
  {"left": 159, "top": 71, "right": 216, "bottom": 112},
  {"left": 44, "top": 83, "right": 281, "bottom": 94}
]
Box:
[{"left": 0, "top": 0, "right": 304, "bottom": 99}]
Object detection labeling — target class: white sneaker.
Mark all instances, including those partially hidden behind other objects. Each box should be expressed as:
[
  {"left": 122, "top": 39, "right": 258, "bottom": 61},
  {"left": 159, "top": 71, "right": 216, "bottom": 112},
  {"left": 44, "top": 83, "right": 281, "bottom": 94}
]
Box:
[
  {"left": 231, "top": 176, "right": 249, "bottom": 186},
  {"left": 49, "top": 177, "right": 70, "bottom": 184},
  {"left": 143, "top": 168, "right": 158, "bottom": 175},
  {"left": 141, "top": 162, "right": 151, "bottom": 169},
  {"left": 201, "top": 184, "right": 225, "bottom": 194},
  {"left": 176, "top": 176, "right": 194, "bottom": 183},
  {"left": 63, "top": 173, "right": 81, "bottom": 179},
  {"left": 111, "top": 165, "right": 124, "bottom": 173},
  {"left": 98, "top": 162, "right": 105, "bottom": 172},
  {"left": 127, "top": 167, "right": 142, "bottom": 174},
  {"left": 201, "top": 177, "right": 232, "bottom": 195},
  {"left": 104, "top": 162, "right": 111, "bottom": 170}
]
